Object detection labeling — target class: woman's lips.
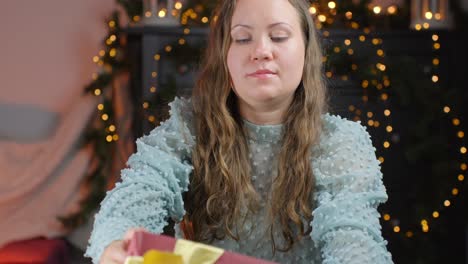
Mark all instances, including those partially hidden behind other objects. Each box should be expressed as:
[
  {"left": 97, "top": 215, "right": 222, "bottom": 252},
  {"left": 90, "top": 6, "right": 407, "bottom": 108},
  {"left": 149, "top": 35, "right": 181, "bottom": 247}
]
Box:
[{"left": 247, "top": 70, "right": 277, "bottom": 79}]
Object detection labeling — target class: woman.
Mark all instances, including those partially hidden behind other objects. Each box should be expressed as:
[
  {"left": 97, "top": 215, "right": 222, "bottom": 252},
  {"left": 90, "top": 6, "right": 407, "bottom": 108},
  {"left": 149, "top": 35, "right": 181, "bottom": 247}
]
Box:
[{"left": 86, "top": 0, "right": 393, "bottom": 263}]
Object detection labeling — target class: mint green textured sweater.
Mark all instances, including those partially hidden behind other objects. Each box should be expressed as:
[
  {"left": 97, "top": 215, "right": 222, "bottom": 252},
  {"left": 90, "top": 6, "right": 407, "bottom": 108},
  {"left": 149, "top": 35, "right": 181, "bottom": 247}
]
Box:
[{"left": 85, "top": 97, "right": 393, "bottom": 263}]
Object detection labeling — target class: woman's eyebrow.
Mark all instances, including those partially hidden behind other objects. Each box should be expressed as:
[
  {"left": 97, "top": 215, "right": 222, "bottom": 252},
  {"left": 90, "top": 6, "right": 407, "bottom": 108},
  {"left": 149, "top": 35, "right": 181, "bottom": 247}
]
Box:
[{"left": 231, "top": 22, "right": 292, "bottom": 30}]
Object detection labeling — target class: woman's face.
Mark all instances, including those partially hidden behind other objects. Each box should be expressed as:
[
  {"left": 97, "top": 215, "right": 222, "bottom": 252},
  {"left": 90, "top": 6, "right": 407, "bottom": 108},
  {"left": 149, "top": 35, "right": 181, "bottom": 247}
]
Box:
[{"left": 227, "top": 0, "right": 305, "bottom": 110}]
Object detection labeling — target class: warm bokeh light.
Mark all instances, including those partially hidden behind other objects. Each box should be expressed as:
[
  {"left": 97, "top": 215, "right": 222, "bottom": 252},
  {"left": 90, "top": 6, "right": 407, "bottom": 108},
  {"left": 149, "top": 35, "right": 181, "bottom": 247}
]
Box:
[
  {"left": 373, "top": 6, "right": 382, "bottom": 14},
  {"left": 309, "top": 6, "right": 317, "bottom": 14},
  {"left": 425, "top": 11, "right": 433, "bottom": 19},
  {"left": 387, "top": 5, "right": 397, "bottom": 15}
]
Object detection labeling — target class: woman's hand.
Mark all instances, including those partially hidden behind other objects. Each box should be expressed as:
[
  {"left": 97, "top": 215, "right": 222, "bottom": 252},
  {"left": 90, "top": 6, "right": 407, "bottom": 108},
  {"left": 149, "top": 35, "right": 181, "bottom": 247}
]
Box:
[{"left": 99, "top": 227, "right": 148, "bottom": 264}]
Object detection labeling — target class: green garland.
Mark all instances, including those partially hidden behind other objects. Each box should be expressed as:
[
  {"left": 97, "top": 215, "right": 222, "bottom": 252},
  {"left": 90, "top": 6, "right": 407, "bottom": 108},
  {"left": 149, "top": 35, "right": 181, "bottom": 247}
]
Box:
[{"left": 59, "top": 10, "right": 127, "bottom": 228}]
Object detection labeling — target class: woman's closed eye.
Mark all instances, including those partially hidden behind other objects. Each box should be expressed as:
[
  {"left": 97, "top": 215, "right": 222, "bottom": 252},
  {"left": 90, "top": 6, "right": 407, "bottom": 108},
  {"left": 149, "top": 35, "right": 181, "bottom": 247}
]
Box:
[
  {"left": 234, "top": 36, "right": 288, "bottom": 44},
  {"left": 235, "top": 38, "right": 252, "bottom": 44},
  {"left": 270, "top": 36, "right": 288, "bottom": 42}
]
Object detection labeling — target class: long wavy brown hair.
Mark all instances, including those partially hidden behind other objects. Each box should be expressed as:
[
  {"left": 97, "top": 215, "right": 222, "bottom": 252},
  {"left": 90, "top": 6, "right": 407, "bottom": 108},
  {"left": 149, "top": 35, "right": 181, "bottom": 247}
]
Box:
[{"left": 185, "top": 0, "right": 328, "bottom": 252}]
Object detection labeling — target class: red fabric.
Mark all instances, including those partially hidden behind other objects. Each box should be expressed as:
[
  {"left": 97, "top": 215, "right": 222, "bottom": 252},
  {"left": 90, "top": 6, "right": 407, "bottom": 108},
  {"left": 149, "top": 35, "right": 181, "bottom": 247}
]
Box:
[
  {"left": 0, "top": 238, "right": 69, "bottom": 264},
  {"left": 127, "top": 231, "right": 277, "bottom": 264}
]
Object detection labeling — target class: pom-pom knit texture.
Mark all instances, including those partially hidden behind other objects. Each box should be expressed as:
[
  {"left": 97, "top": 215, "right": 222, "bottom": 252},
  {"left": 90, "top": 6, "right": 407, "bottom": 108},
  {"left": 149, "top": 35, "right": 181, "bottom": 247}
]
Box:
[{"left": 85, "top": 97, "right": 393, "bottom": 263}]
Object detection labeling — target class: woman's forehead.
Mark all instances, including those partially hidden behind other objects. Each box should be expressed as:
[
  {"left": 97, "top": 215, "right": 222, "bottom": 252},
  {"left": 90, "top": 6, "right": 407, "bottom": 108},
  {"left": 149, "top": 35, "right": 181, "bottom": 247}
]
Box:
[{"left": 230, "top": 0, "right": 300, "bottom": 27}]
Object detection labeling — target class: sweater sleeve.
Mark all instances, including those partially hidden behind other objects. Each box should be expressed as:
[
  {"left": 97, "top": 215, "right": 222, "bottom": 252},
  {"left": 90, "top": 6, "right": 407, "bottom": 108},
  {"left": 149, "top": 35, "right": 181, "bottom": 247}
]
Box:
[
  {"left": 84, "top": 97, "right": 194, "bottom": 263},
  {"left": 310, "top": 115, "right": 393, "bottom": 264}
]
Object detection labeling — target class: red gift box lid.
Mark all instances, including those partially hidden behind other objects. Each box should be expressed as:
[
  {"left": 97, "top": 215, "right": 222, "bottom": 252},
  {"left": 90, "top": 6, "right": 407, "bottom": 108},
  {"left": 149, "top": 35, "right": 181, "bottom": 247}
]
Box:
[{"left": 127, "top": 231, "right": 277, "bottom": 264}]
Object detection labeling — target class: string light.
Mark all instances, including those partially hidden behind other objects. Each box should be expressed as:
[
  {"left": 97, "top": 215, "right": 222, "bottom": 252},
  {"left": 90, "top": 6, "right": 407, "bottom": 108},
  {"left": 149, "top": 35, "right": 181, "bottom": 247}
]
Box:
[
  {"left": 458, "top": 131, "right": 465, "bottom": 138},
  {"left": 387, "top": 6, "right": 397, "bottom": 15},
  {"left": 309, "top": 6, "right": 317, "bottom": 15},
  {"left": 461, "top": 147, "right": 467, "bottom": 154},
  {"left": 425, "top": 11, "right": 433, "bottom": 19},
  {"left": 461, "top": 163, "right": 467, "bottom": 170},
  {"left": 373, "top": 6, "right": 382, "bottom": 14},
  {"left": 109, "top": 48, "right": 117, "bottom": 57},
  {"left": 383, "top": 141, "right": 390, "bottom": 148}
]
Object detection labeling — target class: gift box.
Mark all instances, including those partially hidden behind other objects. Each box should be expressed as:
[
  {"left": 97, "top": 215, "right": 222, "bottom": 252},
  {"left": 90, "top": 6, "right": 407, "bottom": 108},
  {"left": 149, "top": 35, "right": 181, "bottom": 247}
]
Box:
[{"left": 125, "top": 231, "right": 277, "bottom": 264}]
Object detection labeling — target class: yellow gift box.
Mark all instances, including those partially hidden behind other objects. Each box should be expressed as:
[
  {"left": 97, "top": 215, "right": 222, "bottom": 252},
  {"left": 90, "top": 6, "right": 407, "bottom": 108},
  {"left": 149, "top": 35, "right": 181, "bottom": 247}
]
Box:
[{"left": 125, "top": 238, "right": 224, "bottom": 264}]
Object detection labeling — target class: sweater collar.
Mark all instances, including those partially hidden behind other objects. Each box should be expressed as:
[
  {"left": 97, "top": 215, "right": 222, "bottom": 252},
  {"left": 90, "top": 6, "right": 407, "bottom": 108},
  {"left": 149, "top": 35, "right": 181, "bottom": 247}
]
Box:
[{"left": 242, "top": 118, "right": 283, "bottom": 143}]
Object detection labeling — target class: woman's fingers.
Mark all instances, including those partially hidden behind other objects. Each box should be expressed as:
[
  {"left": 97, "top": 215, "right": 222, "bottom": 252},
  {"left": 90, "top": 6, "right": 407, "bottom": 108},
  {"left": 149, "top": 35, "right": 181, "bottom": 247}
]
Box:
[
  {"left": 100, "top": 240, "right": 127, "bottom": 264},
  {"left": 100, "top": 227, "right": 149, "bottom": 264},
  {"left": 109, "top": 240, "right": 128, "bottom": 261},
  {"left": 123, "top": 227, "right": 148, "bottom": 242}
]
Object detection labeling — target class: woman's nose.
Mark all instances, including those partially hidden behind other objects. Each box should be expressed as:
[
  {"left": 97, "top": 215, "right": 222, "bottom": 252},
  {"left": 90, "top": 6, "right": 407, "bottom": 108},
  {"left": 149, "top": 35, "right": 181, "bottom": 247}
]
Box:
[{"left": 250, "top": 38, "right": 273, "bottom": 61}]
